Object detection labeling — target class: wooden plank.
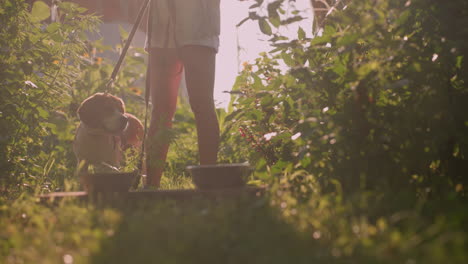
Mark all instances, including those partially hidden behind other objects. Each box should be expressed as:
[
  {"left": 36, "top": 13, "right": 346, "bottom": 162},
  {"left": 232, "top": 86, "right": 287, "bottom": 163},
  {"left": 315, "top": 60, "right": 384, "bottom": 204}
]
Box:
[
  {"left": 128, "top": 187, "right": 265, "bottom": 200},
  {"left": 38, "top": 187, "right": 265, "bottom": 204},
  {"left": 40, "top": 191, "right": 88, "bottom": 198}
]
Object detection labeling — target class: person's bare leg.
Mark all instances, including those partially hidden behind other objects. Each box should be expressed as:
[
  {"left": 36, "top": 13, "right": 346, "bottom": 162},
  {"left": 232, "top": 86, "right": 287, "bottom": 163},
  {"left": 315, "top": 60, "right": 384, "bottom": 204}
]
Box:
[
  {"left": 179, "top": 45, "right": 219, "bottom": 165},
  {"left": 146, "top": 48, "right": 183, "bottom": 187}
]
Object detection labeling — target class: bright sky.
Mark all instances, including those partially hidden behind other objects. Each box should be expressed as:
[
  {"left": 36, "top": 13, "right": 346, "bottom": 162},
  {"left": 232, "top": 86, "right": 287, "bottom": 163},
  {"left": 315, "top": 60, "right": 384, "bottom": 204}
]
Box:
[{"left": 214, "top": 0, "right": 313, "bottom": 108}]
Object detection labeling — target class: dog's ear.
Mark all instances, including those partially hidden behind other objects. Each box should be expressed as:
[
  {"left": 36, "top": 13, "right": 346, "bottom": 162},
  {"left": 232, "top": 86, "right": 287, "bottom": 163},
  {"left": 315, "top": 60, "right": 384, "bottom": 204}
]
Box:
[
  {"left": 121, "top": 113, "right": 144, "bottom": 149},
  {"left": 77, "top": 95, "right": 102, "bottom": 128},
  {"left": 113, "top": 95, "right": 125, "bottom": 114}
]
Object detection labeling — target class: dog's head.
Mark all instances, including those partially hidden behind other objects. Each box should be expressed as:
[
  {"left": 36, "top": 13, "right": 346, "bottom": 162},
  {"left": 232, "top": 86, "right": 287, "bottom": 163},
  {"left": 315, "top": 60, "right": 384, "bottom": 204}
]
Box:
[{"left": 77, "top": 93, "right": 128, "bottom": 134}]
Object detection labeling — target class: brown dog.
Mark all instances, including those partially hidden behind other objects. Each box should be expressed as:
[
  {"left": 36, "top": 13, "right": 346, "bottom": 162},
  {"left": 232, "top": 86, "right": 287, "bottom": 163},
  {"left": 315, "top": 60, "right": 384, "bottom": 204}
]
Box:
[{"left": 73, "top": 93, "right": 144, "bottom": 189}]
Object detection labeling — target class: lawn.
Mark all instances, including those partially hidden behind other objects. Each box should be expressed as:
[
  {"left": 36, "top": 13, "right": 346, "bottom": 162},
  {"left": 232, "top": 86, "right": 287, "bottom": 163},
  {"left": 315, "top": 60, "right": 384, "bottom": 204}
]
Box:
[{"left": 2, "top": 184, "right": 316, "bottom": 264}]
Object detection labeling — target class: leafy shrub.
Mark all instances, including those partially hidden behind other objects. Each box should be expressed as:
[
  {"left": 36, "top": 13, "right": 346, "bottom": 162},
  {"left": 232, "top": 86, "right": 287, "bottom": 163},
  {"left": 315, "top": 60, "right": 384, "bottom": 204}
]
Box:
[
  {"left": 225, "top": 0, "right": 468, "bottom": 197},
  {"left": 0, "top": 0, "right": 150, "bottom": 197},
  {"left": 221, "top": 1, "right": 468, "bottom": 260},
  {"left": 0, "top": 0, "right": 101, "bottom": 196}
]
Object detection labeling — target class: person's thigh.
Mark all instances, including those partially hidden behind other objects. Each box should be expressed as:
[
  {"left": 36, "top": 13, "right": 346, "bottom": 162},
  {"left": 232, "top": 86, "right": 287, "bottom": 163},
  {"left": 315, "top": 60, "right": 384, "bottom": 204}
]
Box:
[
  {"left": 149, "top": 48, "right": 183, "bottom": 124},
  {"left": 178, "top": 45, "right": 216, "bottom": 112}
]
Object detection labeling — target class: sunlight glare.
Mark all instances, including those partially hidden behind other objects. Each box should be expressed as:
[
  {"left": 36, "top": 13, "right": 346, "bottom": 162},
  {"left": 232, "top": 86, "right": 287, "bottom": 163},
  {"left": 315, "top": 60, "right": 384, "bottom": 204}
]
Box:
[{"left": 215, "top": 0, "right": 312, "bottom": 108}]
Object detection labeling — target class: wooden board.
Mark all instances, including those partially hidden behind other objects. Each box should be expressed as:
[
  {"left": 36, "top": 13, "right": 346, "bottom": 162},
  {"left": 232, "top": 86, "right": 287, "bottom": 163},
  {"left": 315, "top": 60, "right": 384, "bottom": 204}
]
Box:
[{"left": 38, "top": 187, "right": 265, "bottom": 204}]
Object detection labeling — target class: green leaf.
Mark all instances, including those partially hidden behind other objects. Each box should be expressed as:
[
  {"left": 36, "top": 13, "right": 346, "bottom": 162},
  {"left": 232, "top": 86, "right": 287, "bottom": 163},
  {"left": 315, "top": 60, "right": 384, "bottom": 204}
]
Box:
[
  {"left": 247, "top": 109, "right": 264, "bottom": 121},
  {"left": 119, "top": 25, "right": 129, "bottom": 41},
  {"left": 336, "top": 33, "right": 359, "bottom": 46},
  {"left": 232, "top": 75, "right": 247, "bottom": 91},
  {"left": 270, "top": 159, "right": 288, "bottom": 175},
  {"left": 269, "top": 15, "right": 281, "bottom": 28},
  {"left": 260, "top": 95, "right": 273, "bottom": 107},
  {"left": 31, "top": 1, "right": 50, "bottom": 22},
  {"left": 259, "top": 18, "right": 272, "bottom": 36},
  {"left": 50, "top": 32, "right": 65, "bottom": 42},
  {"left": 456, "top": 56, "right": 463, "bottom": 69},
  {"left": 281, "top": 52, "right": 295, "bottom": 67},
  {"left": 37, "top": 107, "right": 49, "bottom": 119},
  {"left": 357, "top": 61, "right": 379, "bottom": 78},
  {"left": 252, "top": 76, "right": 264, "bottom": 91},
  {"left": 267, "top": 0, "right": 282, "bottom": 28},
  {"left": 298, "top": 27, "right": 306, "bottom": 40},
  {"left": 46, "top": 22, "right": 60, "bottom": 33}
]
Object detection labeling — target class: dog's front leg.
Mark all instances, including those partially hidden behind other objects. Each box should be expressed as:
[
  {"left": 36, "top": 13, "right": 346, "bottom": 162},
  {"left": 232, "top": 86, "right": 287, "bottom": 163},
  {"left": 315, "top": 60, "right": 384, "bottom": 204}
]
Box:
[{"left": 76, "top": 159, "right": 91, "bottom": 191}]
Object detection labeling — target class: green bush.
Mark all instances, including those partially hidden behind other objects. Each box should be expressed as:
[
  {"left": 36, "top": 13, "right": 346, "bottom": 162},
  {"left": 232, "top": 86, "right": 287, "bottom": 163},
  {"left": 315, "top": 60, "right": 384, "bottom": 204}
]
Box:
[
  {"left": 226, "top": 0, "right": 468, "bottom": 197},
  {"left": 220, "top": 0, "right": 468, "bottom": 261},
  {"left": 0, "top": 0, "right": 101, "bottom": 196},
  {"left": 0, "top": 0, "right": 153, "bottom": 196}
]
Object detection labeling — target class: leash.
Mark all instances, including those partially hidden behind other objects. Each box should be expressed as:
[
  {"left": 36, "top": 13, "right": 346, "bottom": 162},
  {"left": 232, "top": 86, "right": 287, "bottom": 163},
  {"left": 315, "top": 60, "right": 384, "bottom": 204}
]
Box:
[
  {"left": 99, "top": 0, "right": 152, "bottom": 188},
  {"left": 134, "top": 0, "right": 154, "bottom": 188},
  {"left": 105, "top": 0, "right": 151, "bottom": 92}
]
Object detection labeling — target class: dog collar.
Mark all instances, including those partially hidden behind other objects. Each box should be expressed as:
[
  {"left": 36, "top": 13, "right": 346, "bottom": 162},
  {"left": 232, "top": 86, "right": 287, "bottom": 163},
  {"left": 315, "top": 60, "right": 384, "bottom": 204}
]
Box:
[{"left": 80, "top": 123, "right": 116, "bottom": 136}]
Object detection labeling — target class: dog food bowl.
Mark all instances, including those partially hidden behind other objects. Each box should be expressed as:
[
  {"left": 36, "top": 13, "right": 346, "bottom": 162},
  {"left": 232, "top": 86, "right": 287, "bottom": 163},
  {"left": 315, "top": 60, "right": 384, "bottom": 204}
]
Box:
[
  {"left": 87, "top": 171, "right": 138, "bottom": 193},
  {"left": 186, "top": 163, "right": 253, "bottom": 190}
]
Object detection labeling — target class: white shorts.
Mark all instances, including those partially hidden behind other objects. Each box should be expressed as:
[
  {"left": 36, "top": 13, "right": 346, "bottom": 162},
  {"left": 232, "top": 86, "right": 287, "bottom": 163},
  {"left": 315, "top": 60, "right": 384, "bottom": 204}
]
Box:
[{"left": 146, "top": 0, "right": 220, "bottom": 53}]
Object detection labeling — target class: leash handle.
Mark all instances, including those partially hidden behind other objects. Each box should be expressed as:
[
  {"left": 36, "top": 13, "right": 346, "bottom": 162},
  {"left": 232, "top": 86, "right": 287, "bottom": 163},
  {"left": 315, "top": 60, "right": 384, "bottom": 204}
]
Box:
[{"left": 106, "top": 0, "right": 151, "bottom": 93}]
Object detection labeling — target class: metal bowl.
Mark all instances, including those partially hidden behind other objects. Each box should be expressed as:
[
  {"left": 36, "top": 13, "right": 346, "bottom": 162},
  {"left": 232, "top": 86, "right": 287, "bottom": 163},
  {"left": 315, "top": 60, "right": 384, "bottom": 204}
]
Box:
[
  {"left": 87, "top": 171, "right": 138, "bottom": 193},
  {"left": 186, "top": 163, "right": 253, "bottom": 190}
]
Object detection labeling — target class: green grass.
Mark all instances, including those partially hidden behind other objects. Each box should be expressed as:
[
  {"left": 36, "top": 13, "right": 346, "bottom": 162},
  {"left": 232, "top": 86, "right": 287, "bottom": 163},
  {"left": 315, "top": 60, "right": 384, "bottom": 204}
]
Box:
[
  {"left": 1, "top": 133, "right": 466, "bottom": 264},
  {"left": 1, "top": 181, "right": 466, "bottom": 264},
  {"left": 0, "top": 194, "right": 314, "bottom": 264}
]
